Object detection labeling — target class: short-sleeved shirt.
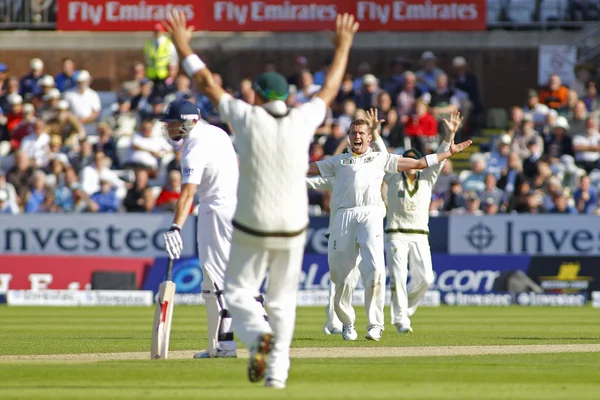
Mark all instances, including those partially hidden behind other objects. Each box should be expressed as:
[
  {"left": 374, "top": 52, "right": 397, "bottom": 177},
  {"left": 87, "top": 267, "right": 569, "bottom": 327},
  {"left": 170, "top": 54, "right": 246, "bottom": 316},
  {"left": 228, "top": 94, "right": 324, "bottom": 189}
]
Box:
[
  {"left": 219, "top": 94, "right": 326, "bottom": 233},
  {"left": 316, "top": 149, "right": 400, "bottom": 210},
  {"left": 180, "top": 122, "right": 238, "bottom": 212},
  {"left": 63, "top": 88, "right": 101, "bottom": 120}
]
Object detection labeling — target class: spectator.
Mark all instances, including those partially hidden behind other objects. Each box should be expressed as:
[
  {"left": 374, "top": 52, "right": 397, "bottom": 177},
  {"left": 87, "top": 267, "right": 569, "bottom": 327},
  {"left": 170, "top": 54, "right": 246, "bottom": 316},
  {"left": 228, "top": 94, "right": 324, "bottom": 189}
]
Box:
[
  {"left": 19, "top": 58, "right": 44, "bottom": 101},
  {"left": 571, "top": 63, "right": 594, "bottom": 98},
  {"left": 572, "top": 117, "right": 600, "bottom": 173},
  {"left": 94, "top": 122, "right": 119, "bottom": 168},
  {"left": 543, "top": 177, "right": 563, "bottom": 210},
  {"left": 235, "top": 77, "right": 255, "bottom": 105},
  {"left": 463, "top": 192, "right": 483, "bottom": 216},
  {"left": 142, "top": 187, "right": 157, "bottom": 212},
  {"left": 416, "top": 51, "right": 445, "bottom": 92},
  {"left": 568, "top": 100, "right": 588, "bottom": 136},
  {"left": 497, "top": 152, "right": 526, "bottom": 209},
  {"left": 144, "top": 23, "right": 178, "bottom": 97},
  {"left": 6, "top": 150, "right": 34, "bottom": 204},
  {"left": 0, "top": 77, "right": 20, "bottom": 114},
  {"left": 38, "top": 190, "right": 60, "bottom": 213},
  {"left": 24, "top": 170, "right": 47, "bottom": 212},
  {"left": 124, "top": 168, "right": 149, "bottom": 212},
  {"left": 38, "top": 88, "right": 61, "bottom": 121},
  {"left": 127, "top": 119, "right": 171, "bottom": 172},
  {"left": 354, "top": 74, "right": 380, "bottom": 110},
  {"left": 525, "top": 190, "right": 545, "bottom": 214},
  {"left": 0, "top": 188, "right": 18, "bottom": 214},
  {"left": 550, "top": 191, "right": 577, "bottom": 214},
  {"left": 121, "top": 61, "right": 146, "bottom": 98},
  {"left": 295, "top": 69, "right": 321, "bottom": 105},
  {"left": 380, "top": 108, "right": 404, "bottom": 149},
  {"left": 164, "top": 74, "right": 191, "bottom": 104},
  {"left": 573, "top": 175, "right": 598, "bottom": 214},
  {"left": 47, "top": 135, "right": 68, "bottom": 165},
  {"left": 287, "top": 56, "right": 309, "bottom": 87},
  {"left": 539, "top": 74, "right": 569, "bottom": 110},
  {"left": 20, "top": 119, "right": 50, "bottom": 168},
  {"left": 0, "top": 170, "right": 19, "bottom": 214},
  {"left": 155, "top": 170, "right": 192, "bottom": 212},
  {"left": 443, "top": 178, "right": 466, "bottom": 213},
  {"left": 397, "top": 71, "right": 423, "bottom": 120},
  {"left": 44, "top": 154, "right": 66, "bottom": 189},
  {"left": 480, "top": 173, "right": 504, "bottom": 207},
  {"left": 540, "top": 109, "right": 559, "bottom": 139},
  {"left": 313, "top": 57, "right": 331, "bottom": 87},
  {"left": 32, "top": 75, "right": 55, "bottom": 110},
  {"left": 562, "top": 89, "right": 580, "bottom": 120},
  {"left": 433, "top": 159, "right": 458, "bottom": 195},
  {"left": 337, "top": 99, "right": 356, "bottom": 133},
  {"left": 6, "top": 94, "right": 24, "bottom": 135},
  {"left": 105, "top": 96, "right": 138, "bottom": 137},
  {"left": 544, "top": 117, "right": 574, "bottom": 162},
  {"left": 47, "top": 100, "right": 85, "bottom": 151},
  {"left": 9, "top": 102, "right": 35, "bottom": 150},
  {"left": 523, "top": 138, "right": 544, "bottom": 179},
  {"left": 531, "top": 160, "right": 552, "bottom": 192},
  {"left": 79, "top": 149, "right": 122, "bottom": 195},
  {"left": 90, "top": 178, "right": 120, "bottom": 213},
  {"left": 582, "top": 81, "right": 599, "bottom": 115},
  {"left": 429, "top": 193, "right": 444, "bottom": 216},
  {"left": 55, "top": 57, "right": 79, "bottom": 93},
  {"left": 510, "top": 181, "right": 533, "bottom": 213},
  {"left": 70, "top": 185, "right": 96, "bottom": 213},
  {"left": 506, "top": 105, "right": 524, "bottom": 137},
  {"left": 334, "top": 74, "right": 356, "bottom": 112},
  {"left": 166, "top": 150, "right": 182, "bottom": 174},
  {"left": 352, "top": 62, "right": 372, "bottom": 93},
  {"left": 323, "top": 121, "right": 346, "bottom": 156},
  {"left": 461, "top": 153, "right": 487, "bottom": 193},
  {"left": 309, "top": 142, "right": 325, "bottom": 162},
  {"left": 0, "top": 63, "right": 7, "bottom": 95},
  {"left": 451, "top": 56, "right": 483, "bottom": 133},
  {"left": 64, "top": 70, "right": 101, "bottom": 124},
  {"left": 512, "top": 114, "right": 544, "bottom": 160},
  {"left": 429, "top": 73, "right": 460, "bottom": 122},
  {"left": 523, "top": 89, "right": 549, "bottom": 129},
  {"left": 130, "top": 78, "right": 154, "bottom": 119},
  {"left": 482, "top": 197, "right": 499, "bottom": 215},
  {"left": 164, "top": 63, "right": 180, "bottom": 93},
  {"left": 404, "top": 100, "right": 437, "bottom": 155},
  {"left": 384, "top": 56, "right": 410, "bottom": 102},
  {"left": 487, "top": 134, "right": 511, "bottom": 178}
]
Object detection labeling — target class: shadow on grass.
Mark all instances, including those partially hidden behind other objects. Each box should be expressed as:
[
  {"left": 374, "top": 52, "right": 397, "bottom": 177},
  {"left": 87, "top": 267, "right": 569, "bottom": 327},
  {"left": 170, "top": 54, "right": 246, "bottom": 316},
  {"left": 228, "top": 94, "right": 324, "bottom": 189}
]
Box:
[{"left": 502, "top": 337, "right": 600, "bottom": 341}]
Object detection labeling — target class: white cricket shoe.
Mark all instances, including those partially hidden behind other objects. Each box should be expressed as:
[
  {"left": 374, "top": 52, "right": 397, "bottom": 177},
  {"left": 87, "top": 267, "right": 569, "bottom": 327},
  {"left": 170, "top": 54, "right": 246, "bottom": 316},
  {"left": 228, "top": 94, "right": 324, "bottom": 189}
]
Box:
[
  {"left": 365, "top": 327, "right": 383, "bottom": 341},
  {"left": 395, "top": 324, "right": 413, "bottom": 334},
  {"left": 193, "top": 349, "right": 237, "bottom": 358},
  {"left": 265, "top": 378, "right": 286, "bottom": 389},
  {"left": 342, "top": 325, "right": 358, "bottom": 341},
  {"left": 323, "top": 325, "right": 343, "bottom": 335}
]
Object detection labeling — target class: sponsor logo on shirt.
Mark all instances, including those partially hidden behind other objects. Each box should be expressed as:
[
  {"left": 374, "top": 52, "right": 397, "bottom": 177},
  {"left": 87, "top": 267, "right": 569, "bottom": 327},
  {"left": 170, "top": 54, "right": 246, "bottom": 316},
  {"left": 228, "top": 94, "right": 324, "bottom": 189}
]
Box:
[
  {"left": 182, "top": 167, "right": 194, "bottom": 176},
  {"left": 341, "top": 158, "right": 355, "bottom": 166},
  {"left": 363, "top": 156, "right": 375, "bottom": 163}
]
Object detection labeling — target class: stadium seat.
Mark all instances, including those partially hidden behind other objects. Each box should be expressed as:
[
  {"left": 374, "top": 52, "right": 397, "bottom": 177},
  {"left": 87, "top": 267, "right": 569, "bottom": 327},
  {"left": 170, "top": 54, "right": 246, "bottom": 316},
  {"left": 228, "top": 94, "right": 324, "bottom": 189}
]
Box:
[
  {"left": 116, "top": 136, "right": 132, "bottom": 167},
  {"left": 98, "top": 91, "right": 118, "bottom": 121},
  {"left": 486, "top": 108, "right": 509, "bottom": 130},
  {"left": 0, "top": 154, "right": 13, "bottom": 171}
]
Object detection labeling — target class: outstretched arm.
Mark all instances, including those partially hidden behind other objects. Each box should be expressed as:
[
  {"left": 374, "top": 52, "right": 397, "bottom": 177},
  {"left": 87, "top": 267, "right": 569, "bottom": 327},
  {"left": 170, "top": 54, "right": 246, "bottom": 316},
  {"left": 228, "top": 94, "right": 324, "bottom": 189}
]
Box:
[
  {"left": 424, "top": 110, "right": 464, "bottom": 182},
  {"left": 396, "top": 139, "right": 472, "bottom": 172}
]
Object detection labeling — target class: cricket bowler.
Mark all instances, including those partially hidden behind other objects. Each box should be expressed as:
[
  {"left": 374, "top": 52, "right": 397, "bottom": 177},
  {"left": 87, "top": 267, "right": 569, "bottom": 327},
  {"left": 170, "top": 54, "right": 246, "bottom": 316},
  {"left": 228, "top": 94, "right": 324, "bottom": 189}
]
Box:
[
  {"left": 307, "top": 112, "right": 471, "bottom": 341},
  {"left": 163, "top": 11, "right": 359, "bottom": 388},
  {"left": 161, "top": 98, "right": 239, "bottom": 358},
  {"left": 384, "top": 111, "right": 463, "bottom": 334}
]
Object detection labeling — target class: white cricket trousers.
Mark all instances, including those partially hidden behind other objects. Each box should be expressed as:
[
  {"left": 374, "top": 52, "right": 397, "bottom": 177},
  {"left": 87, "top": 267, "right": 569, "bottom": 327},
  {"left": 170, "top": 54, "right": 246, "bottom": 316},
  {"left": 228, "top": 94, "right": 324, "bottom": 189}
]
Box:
[
  {"left": 325, "top": 263, "right": 360, "bottom": 331},
  {"left": 328, "top": 205, "right": 385, "bottom": 331},
  {"left": 225, "top": 229, "right": 306, "bottom": 383},
  {"left": 197, "top": 205, "right": 236, "bottom": 354},
  {"left": 385, "top": 233, "right": 434, "bottom": 328}
]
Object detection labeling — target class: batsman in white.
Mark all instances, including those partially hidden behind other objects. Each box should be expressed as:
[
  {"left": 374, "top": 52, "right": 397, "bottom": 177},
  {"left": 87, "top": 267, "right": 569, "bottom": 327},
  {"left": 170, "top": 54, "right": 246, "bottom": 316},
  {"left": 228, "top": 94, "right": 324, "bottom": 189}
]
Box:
[
  {"left": 161, "top": 98, "right": 240, "bottom": 358},
  {"left": 307, "top": 115, "right": 471, "bottom": 342},
  {"left": 384, "top": 111, "right": 463, "bottom": 334},
  {"left": 163, "top": 11, "right": 359, "bottom": 389}
]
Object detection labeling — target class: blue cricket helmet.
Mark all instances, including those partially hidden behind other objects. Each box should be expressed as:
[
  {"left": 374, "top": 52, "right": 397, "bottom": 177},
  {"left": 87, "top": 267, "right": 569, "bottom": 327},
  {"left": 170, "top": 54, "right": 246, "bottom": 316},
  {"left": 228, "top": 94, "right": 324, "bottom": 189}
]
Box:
[{"left": 160, "top": 98, "right": 201, "bottom": 123}]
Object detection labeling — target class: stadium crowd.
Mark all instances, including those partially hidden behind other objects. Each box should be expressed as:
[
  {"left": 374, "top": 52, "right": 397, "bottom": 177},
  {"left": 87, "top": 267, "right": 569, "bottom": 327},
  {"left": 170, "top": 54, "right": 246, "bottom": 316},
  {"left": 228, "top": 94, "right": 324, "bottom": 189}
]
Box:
[{"left": 0, "top": 49, "right": 600, "bottom": 217}]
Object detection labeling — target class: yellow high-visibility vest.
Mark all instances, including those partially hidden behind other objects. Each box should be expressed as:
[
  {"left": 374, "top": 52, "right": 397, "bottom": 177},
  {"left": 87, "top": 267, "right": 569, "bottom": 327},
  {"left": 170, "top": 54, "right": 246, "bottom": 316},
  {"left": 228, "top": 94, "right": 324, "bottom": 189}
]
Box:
[{"left": 144, "top": 39, "right": 171, "bottom": 80}]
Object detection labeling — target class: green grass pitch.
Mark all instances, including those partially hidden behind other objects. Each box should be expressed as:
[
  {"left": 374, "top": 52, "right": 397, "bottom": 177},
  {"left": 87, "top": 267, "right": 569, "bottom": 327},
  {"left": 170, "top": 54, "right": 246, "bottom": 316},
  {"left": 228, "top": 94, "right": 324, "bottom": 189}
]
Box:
[{"left": 1, "top": 306, "right": 599, "bottom": 399}]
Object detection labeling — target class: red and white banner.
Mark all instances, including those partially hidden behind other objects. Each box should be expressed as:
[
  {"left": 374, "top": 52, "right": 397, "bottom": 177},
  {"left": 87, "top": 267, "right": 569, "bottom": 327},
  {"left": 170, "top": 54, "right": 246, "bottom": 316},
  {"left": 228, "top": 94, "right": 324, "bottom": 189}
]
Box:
[{"left": 57, "top": 0, "right": 487, "bottom": 32}]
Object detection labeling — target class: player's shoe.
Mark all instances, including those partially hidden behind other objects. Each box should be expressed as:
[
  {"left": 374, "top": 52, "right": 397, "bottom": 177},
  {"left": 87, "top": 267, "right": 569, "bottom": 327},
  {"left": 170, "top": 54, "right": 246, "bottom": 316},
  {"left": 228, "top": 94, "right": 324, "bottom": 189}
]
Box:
[
  {"left": 342, "top": 325, "right": 358, "bottom": 341},
  {"left": 323, "top": 325, "right": 343, "bottom": 335},
  {"left": 248, "top": 333, "right": 275, "bottom": 383},
  {"left": 193, "top": 349, "right": 237, "bottom": 358},
  {"left": 395, "top": 323, "right": 413, "bottom": 334},
  {"left": 265, "top": 378, "right": 286, "bottom": 389},
  {"left": 365, "top": 327, "right": 383, "bottom": 341}
]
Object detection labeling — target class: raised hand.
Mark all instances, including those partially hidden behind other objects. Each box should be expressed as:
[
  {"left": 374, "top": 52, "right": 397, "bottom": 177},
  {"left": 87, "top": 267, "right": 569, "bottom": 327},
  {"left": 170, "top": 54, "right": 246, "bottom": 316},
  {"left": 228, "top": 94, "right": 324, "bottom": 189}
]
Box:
[
  {"left": 331, "top": 13, "right": 359, "bottom": 50},
  {"left": 163, "top": 10, "right": 195, "bottom": 53},
  {"left": 442, "top": 110, "right": 464, "bottom": 134},
  {"left": 450, "top": 139, "right": 473, "bottom": 155},
  {"left": 365, "top": 108, "right": 385, "bottom": 133}
]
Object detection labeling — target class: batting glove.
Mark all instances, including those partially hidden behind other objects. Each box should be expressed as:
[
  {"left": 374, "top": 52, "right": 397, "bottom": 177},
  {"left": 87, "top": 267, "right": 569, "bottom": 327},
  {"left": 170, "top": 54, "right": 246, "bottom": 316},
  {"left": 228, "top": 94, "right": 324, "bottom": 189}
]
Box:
[{"left": 164, "top": 224, "right": 183, "bottom": 260}]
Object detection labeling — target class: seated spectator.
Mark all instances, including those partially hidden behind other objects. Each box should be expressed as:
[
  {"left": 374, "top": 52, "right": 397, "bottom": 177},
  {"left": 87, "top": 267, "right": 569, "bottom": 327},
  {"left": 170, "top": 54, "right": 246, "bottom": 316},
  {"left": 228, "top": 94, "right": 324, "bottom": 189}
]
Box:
[
  {"left": 45, "top": 154, "right": 67, "bottom": 188},
  {"left": 63, "top": 70, "right": 101, "bottom": 124},
  {"left": 80, "top": 149, "right": 123, "bottom": 195},
  {"left": 416, "top": 51, "right": 444, "bottom": 92},
  {"left": 19, "top": 58, "right": 44, "bottom": 101},
  {"left": 124, "top": 168, "right": 149, "bottom": 212},
  {"left": 523, "top": 89, "right": 549, "bottom": 130},
  {"left": 573, "top": 117, "right": 600, "bottom": 173},
  {"left": 582, "top": 81, "right": 599, "bottom": 115},
  {"left": 0, "top": 188, "right": 18, "bottom": 214},
  {"left": 505, "top": 105, "right": 524, "bottom": 138},
  {"left": 479, "top": 173, "right": 504, "bottom": 207},
  {"left": 0, "top": 63, "right": 9, "bottom": 97},
  {"left": 433, "top": 159, "right": 458, "bottom": 195},
  {"left": 573, "top": 175, "right": 598, "bottom": 214},
  {"left": 451, "top": 56, "right": 483, "bottom": 131},
  {"left": 6, "top": 150, "right": 35, "bottom": 205},
  {"left": 127, "top": 119, "right": 171, "bottom": 172},
  {"left": 487, "top": 134, "right": 511, "bottom": 178},
  {"left": 38, "top": 190, "right": 60, "bottom": 213},
  {"left": 571, "top": 63, "right": 594, "bottom": 98},
  {"left": 309, "top": 142, "right": 325, "bottom": 162},
  {"left": 121, "top": 61, "right": 146, "bottom": 98},
  {"left": 354, "top": 74, "right": 381, "bottom": 110},
  {"left": 404, "top": 100, "right": 437, "bottom": 155},
  {"left": 525, "top": 190, "right": 545, "bottom": 214},
  {"left": 497, "top": 152, "right": 526, "bottom": 209},
  {"left": 568, "top": 100, "right": 588, "bottom": 136},
  {"left": 70, "top": 138, "right": 94, "bottom": 173},
  {"left": 24, "top": 170, "right": 47, "bottom": 212},
  {"left": 166, "top": 150, "right": 182, "bottom": 174},
  {"left": 443, "top": 178, "right": 466, "bottom": 213},
  {"left": 561, "top": 89, "right": 579, "bottom": 120},
  {"left": 337, "top": 99, "right": 356, "bottom": 133},
  {"left": 105, "top": 96, "right": 138, "bottom": 137},
  {"left": 461, "top": 153, "right": 487, "bottom": 193},
  {"left": 0, "top": 169, "right": 19, "bottom": 212},
  {"left": 334, "top": 74, "right": 356, "bottom": 113},
  {"left": 397, "top": 71, "right": 423, "bottom": 121},
  {"left": 9, "top": 103, "right": 35, "bottom": 150},
  {"left": 352, "top": 62, "right": 372, "bottom": 92},
  {"left": 131, "top": 78, "right": 154, "bottom": 120},
  {"left": 462, "top": 192, "right": 483, "bottom": 215},
  {"left": 531, "top": 160, "right": 552, "bottom": 192},
  {"left": 142, "top": 187, "right": 157, "bottom": 212},
  {"left": 90, "top": 178, "right": 120, "bottom": 213},
  {"left": 70, "top": 184, "right": 96, "bottom": 213},
  {"left": 512, "top": 114, "right": 544, "bottom": 160},
  {"left": 323, "top": 121, "right": 346, "bottom": 156},
  {"left": 295, "top": 69, "right": 321, "bottom": 105},
  {"left": 509, "top": 181, "right": 533, "bottom": 213},
  {"left": 543, "top": 177, "right": 563, "bottom": 210},
  {"left": 544, "top": 117, "right": 574, "bottom": 162},
  {"left": 55, "top": 165, "right": 79, "bottom": 212},
  {"left": 429, "top": 192, "right": 444, "bottom": 216},
  {"left": 482, "top": 197, "right": 499, "bottom": 215},
  {"left": 155, "top": 170, "right": 193, "bottom": 213},
  {"left": 540, "top": 109, "right": 559, "bottom": 139},
  {"left": 380, "top": 108, "right": 404, "bottom": 149},
  {"left": 38, "top": 88, "right": 61, "bottom": 121},
  {"left": 539, "top": 74, "right": 569, "bottom": 110},
  {"left": 20, "top": 119, "right": 50, "bottom": 168},
  {"left": 429, "top": 73, "right": 460, "bottom": 122},
  {"left": 32, "top": 75, "right": 56, "bottom": 111},
  {"left": 94, "top": 122, "right": 119, "bottom": 168},
  {"left": 234, "top": 78, "right": 255, "bottom": 105},
  {"left": 549, "top": 191, "right": 577, "bottom": 214},
  {"left": 313, "top": 57, "right": 331, "bottom": 87},
  {"left": 287, "top": 56, "right": 309, "bottom": 87},
  {"left": 384, "top": 56, "right": 410, "bottom": 101},
  {"left": 55, "top": 57, "right": 79, "bottom": 93},
  {"left": 47, "top": 100, "right": 85, "bottom": 151}
]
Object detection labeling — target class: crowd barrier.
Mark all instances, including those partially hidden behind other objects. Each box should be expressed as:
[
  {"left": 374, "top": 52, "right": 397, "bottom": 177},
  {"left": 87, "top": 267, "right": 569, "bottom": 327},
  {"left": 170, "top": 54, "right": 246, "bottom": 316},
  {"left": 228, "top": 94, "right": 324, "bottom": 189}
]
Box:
[{"left": 0, "top": 214, "right": 599, "bottom": 307}]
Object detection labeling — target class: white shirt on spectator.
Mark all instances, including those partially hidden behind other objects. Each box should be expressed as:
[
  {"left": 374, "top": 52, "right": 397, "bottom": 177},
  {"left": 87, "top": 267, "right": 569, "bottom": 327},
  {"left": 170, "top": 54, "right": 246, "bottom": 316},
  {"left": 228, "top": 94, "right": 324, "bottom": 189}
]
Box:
[
  {"left": 573, "top": 131, "right": 600, "bottom": 162},
  {"left": 524, "top": 103, "right": 549, "bottom": 126},
  {"left": 128, "top": 133, "right": 171, "bottom": 169},
  {"left": 80, "top": 165, "right": 123, "bottom": 195},
  {"left": 295, "top": 84, "right": 321, "bottom": 105},
  {"left": 20, "top": 133, "right": 50, "bottom": 167},
  {"left": 64, "top": 88, "right": 101, "bottom": 120}
]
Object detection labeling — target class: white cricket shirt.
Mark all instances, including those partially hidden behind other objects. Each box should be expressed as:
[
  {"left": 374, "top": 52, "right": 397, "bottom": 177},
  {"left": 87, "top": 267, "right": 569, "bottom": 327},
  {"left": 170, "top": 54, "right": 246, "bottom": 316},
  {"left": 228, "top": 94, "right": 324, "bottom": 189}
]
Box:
[
  {"left": 63, "top": 88, "right": 101, "bottom": 120},
  {"left": 180, "top": 122, "right": 239, "bottom": 212},
  {"left": 316, "top": 149, "right": 401, "bottom": 210},
  {"left": 219, "top": 94, "right": 326, "bottom": 234}
]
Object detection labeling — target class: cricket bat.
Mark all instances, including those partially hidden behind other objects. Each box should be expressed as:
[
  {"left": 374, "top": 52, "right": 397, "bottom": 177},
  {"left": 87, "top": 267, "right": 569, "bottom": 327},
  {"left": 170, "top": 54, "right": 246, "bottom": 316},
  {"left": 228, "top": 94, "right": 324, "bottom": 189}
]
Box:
[{"left": 151, "top": 258, "right": 176, "bottom": 359}]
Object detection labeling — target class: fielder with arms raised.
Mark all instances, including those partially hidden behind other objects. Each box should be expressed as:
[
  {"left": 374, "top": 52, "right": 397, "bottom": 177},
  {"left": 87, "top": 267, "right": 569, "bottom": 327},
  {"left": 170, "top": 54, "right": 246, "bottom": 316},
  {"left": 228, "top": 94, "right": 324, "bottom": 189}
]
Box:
[
  {"left": 161, "top": 98, "right": 240, "bottom": 358},
  {"left": 163, "top": 11, "right": 358, "bottom": 389},
  {"left": 384, "top": 111, "right": 463, "bottom": 334},
  {"left": 307, "top": 113, "right": 471, "bottom": 342}
]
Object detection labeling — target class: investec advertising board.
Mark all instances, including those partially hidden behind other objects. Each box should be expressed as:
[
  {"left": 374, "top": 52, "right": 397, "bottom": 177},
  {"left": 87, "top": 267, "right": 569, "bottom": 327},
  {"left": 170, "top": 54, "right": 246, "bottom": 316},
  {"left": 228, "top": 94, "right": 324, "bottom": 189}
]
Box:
[{"left": 449, "top": 215, "right": 600, "bottom": 256}]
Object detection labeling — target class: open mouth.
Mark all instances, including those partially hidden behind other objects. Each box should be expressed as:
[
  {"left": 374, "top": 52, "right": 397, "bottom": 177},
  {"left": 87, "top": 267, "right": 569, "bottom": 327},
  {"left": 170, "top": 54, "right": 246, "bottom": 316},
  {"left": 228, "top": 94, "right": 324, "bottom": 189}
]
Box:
[{"left": 353, "top": 140, "right": 362, "bottom": 147}]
